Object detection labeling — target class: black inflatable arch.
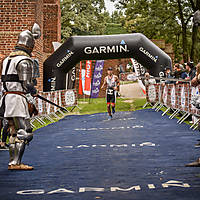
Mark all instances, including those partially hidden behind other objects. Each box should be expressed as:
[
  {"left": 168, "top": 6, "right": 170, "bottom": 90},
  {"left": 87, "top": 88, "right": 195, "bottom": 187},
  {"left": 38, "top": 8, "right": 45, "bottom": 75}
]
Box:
[{"left": 43, "top": 33, "right": 172, "bottom": 91}]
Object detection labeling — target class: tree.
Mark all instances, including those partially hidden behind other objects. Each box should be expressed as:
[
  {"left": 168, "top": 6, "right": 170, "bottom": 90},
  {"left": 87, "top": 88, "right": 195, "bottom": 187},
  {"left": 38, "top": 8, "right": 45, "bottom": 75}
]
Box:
[
  {"left": 190, "top": 0, "right": 200, "bottom": 62},
  {"left": 110, "top": 10, "right": 124, "bottom": 23},
  {"left": 111, "top": 0, "right": 200, "bottom": 63},
  {"left": 61, "top": 0, "right": 106, "bottom": 40}
]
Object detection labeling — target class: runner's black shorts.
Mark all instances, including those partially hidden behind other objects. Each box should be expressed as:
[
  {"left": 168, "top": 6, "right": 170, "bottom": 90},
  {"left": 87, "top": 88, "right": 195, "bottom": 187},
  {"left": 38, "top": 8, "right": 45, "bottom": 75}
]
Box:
[{"left": 106, "top": 88, "right": 116, "bottom": 104}]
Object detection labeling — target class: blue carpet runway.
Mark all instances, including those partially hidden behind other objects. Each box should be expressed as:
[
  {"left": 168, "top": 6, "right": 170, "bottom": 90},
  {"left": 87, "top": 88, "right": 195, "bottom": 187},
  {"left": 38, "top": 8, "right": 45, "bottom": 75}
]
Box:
[{"left": 0, "top": 109, "right": 200, "bottom": 200}]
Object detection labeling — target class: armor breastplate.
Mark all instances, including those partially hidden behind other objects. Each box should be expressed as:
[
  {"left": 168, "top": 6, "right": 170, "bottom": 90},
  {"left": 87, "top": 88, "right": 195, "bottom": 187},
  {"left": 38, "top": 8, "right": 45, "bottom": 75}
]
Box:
[{"left": 2, "top": 56, "right": 32, "bottom": 92}]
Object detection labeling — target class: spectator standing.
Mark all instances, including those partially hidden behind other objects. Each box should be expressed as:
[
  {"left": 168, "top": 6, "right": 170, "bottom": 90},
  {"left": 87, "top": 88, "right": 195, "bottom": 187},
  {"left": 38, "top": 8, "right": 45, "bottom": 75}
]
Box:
[
  {"left": 185, "top": 61, "right": 196, "bottom": 80},
  {"left": 119, "top": 64, "right": 125, "bottom": 73},
  {"left": 164, "top": 66, "right": 174, "bottom": 84},
  {"left": 144, "top": 72, "right": 156, "bottom": 86},
  {"left": 172, "top": 63, "right": 187, "bottom": 79}
]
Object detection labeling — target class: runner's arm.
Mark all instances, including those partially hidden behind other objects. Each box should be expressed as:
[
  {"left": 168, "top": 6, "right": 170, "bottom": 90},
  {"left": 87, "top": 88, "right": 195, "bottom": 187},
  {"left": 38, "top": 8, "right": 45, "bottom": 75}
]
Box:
[
  {"left": 101, "top": 77, "right": 107, "bottom": 89},
  {"left": 114, "top": 76, "right": 120, "bottom": 91}
]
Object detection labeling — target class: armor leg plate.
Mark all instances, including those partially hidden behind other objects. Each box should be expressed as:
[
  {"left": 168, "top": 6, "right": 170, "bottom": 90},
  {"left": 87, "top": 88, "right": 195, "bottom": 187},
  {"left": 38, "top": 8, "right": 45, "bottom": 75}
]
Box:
[
  {"left": 8, "top": 117, "right": 33, "bottom": 167},
  {"left": 9, "top": 142, "right": 25, "bottom": 166}
]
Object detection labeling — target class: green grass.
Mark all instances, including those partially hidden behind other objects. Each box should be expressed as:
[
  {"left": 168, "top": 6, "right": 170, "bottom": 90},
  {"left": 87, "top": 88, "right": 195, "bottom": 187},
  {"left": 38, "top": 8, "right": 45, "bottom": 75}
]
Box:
[
  {"left": 30, "top": 97, "right": 148, "bottom": 131},
  {"left": 30, "top": 97, "right": 200, "bottom": 134},
  {"left": 73, "top": 97, "right": 147, "bottom": 115},
  {"left": 133, "top": 98, "right": 150, "bottom": 110}
]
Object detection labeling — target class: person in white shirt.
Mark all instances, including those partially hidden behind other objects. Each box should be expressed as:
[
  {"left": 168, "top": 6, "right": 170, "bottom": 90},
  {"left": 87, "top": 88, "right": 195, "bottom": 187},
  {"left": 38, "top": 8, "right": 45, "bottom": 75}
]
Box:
[{"left": 101, "top": 67, "right": 120, "bottom": 120}]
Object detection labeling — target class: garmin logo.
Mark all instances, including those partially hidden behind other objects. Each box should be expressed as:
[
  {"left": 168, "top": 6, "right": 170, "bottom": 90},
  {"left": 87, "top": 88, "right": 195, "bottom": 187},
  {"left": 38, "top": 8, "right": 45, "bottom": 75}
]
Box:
[
  {"left": 16, "top": 180, "right": 190, "bottom": 196},
  {"left": 84, "top": 44, "right": 129, "bottom": 54},
  {"left": 49, "top": 77, "right": 56, "bottom": 91},
  {"left": 57, "top": 50, "right": 74, "bottom": 68},
  {"left": 139, "top": 47, "right": 158, "bottom": 63}
]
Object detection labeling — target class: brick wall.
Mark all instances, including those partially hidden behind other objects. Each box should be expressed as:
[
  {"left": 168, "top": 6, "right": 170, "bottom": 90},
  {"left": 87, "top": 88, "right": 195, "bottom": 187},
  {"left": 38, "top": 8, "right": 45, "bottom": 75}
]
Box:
[
  {"left": 0, "top": 0, "right": 35, "bottom": 56},
  {"left": 43, "top": 0, "right": 61, "bottom": 53},
  {"left": 152, "top": 39, "right": 175, "bottom": 63},
  {"left": 0, "top": 0, "right": 61, "bottom": 91}
]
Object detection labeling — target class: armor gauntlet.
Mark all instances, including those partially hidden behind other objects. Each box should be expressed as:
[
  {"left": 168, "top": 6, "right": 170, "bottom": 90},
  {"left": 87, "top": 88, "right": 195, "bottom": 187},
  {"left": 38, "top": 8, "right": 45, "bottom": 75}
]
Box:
[{"left": 17, "top": 59, "right": 37, "bottom": 95}]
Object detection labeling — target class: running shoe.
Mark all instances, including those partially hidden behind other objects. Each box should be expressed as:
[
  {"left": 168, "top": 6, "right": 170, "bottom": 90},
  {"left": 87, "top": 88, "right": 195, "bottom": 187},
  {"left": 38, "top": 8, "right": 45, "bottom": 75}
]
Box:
[
  {"left": 112, "top": 107, "right": 115, "bottom": 114},
  {"left": 108, "top": 115, "right": 112, "bottom": 120}
]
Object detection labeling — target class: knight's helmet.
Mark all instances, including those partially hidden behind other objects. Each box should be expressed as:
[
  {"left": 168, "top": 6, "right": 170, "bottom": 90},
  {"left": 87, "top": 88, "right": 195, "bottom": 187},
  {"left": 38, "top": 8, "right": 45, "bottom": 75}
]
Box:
[{"left": 17, "top": 23, "right": 41, "bottom": 51}]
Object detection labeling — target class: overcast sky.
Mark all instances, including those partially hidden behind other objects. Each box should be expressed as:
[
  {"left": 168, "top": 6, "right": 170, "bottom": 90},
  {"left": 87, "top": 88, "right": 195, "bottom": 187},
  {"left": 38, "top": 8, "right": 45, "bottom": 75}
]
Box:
[{"left": 104, "top": 0, "right": 116, "bottom": 14}]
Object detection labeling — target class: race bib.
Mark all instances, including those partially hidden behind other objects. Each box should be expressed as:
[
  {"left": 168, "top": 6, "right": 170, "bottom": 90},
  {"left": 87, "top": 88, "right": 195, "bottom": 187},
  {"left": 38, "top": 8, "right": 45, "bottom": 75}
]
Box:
[{"left": 107, "top": 88, "right": 114, "bottom": 95}]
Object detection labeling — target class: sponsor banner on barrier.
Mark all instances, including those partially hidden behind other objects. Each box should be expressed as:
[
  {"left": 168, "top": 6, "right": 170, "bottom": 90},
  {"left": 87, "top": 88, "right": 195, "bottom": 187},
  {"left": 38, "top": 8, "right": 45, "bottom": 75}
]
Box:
[
  {"left": 37, "top": 96, "right": 43, "bottom": 115},
  {"left": 147, "top": 84, "right": 157, "bottom": 103},
  {"left": 181, "top": 85, "right": 186, "bottom": 110},
  {"left": 119, "top": 72, "right": 137, "bottom": 82},
  {"left": 146, "top": 83, "right": 198, "bottom": 114},
  {"left": 46, "top": 93, "right": 51, "bottom": 114},
  {"left": 37, "top": 92, "right": 43, "bottom": 115},
  {"left": 53, "top": 91, "right": 58, "bottom": 113},
  {"left": 170, "top": 85, "right": 176, "bottom": 108},
  {"left": 162, "top": 85, "right": 168, "bottom": 105},
  {"left": 183, "top": 84, "right": 190, "bottom": 112},
  {"left": 59, "top": 90, "right": 62, "bottom": 107},
  {"left": 64, "top": 90, "right": 76, "bottom": 106},
  {"left": 35, "top": 89, "right": 77, "bottom": 116},
  {"left": 190, "top": 87, "right": 199, "bottom": 114},
  {"left": 91, "top": 60, "right": 104, "bottom": 98},
  {"left": 158, "top": 84, "right": 163, "bottom": 103}
]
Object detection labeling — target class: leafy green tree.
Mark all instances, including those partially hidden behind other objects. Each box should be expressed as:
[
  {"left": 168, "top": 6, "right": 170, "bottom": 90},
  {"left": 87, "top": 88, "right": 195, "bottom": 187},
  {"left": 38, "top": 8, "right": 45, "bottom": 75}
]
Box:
[
  {"left": 189, "top": 0, "right": 200, "bottom": 62},
  {"left": 111, "top": 10, "right": 123, "bottom": 23},
  {"left": 60, "top": 0, "right": 106, "bottom": 39},
  {"left": 104, "top": 10, "right": 127, "bottom": 34},
  {"left": 111, "top": 0, "right": 200, "bottom": 62}
]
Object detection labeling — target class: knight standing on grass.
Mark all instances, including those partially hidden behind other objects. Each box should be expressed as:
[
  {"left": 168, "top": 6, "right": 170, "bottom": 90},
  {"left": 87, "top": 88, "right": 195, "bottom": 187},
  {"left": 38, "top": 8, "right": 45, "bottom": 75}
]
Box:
[{"left": 101, "top": 67, "right": 120, "bottom": 120}]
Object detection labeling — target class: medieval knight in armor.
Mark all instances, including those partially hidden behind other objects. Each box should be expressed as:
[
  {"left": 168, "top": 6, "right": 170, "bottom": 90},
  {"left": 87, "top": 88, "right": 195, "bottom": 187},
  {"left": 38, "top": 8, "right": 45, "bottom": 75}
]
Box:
[{"left": 1, "top": 23, "right": 41, "bottom": 170}]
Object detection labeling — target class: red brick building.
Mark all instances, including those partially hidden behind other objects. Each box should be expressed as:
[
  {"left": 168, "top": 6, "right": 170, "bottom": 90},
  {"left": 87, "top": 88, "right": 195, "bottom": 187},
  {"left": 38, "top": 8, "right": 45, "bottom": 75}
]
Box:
[{"left": 0, "top": 0, "right": 61, "bottom": 91}]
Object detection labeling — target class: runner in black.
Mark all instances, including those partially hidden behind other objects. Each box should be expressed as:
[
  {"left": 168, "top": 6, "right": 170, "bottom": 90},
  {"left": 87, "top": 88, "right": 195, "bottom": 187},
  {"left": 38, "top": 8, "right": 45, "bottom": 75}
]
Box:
[{"left": 101, "top": 67, "right": 120, "bottom": 120}]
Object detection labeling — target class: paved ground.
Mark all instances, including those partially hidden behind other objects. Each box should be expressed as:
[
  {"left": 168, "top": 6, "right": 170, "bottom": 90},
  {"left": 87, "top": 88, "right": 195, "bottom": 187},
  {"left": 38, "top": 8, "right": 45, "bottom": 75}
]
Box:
[
  {"left": 0, "top": 109, "right": 200, "bottom": 200},
  {"left": 120, "top": 83, "right": 146, "bottom": 98}
]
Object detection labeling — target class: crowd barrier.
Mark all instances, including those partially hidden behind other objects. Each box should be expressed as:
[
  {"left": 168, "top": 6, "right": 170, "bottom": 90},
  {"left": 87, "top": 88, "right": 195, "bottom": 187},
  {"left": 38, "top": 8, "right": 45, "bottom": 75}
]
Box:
[
  {"left": 31, "top": 83, "right": 200, "bottom": 130},
  {"left": 145, "top": 83, "right": 200, "bottom": 130},
  {"left": 30, "top": 89, "right": 78, "bottom": 128}
]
